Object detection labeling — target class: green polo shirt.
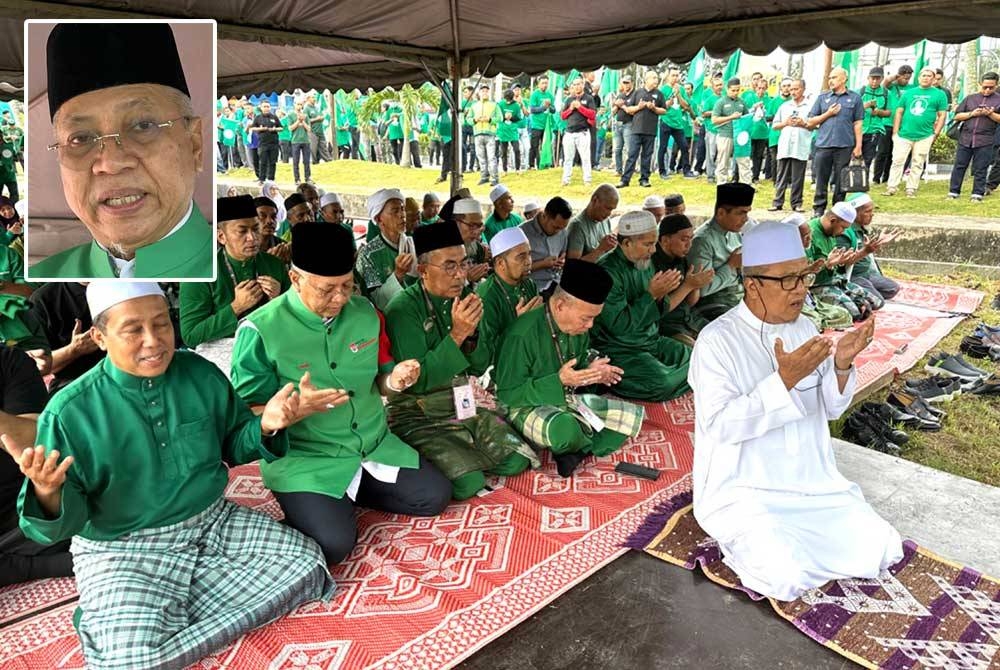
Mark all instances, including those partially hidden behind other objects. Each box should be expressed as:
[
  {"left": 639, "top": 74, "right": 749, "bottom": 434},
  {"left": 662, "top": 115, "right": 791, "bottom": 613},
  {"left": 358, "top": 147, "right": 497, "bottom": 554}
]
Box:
[
  {"left": 178, "top": 248, "right": 290, "bottom": 348},
  {"left": 660, "top": 83, "right": 690, "bottom": 130},
  {"left": 29, "top": 203, "right": 214, "bottom": 279},
  {"left": 232, "top": 291, "right": 418, "bottom": 498},
  {"left": 713, "top": 95, "right": 748, "bottom": 139},
  {"left": 700, "top": 91, "right": 721, "bottom": 134},
  {"left": 529, "top": 90, "right": 556, "bottom": 131},
  {"left": 18, "top": 352, "right": 287, "bottom": 544},
  {"left": 860, "top": 86, "right": 889, "bottom": 135},
  {"left": 472, "top": 273, "right": 539, "bottom": 376}
]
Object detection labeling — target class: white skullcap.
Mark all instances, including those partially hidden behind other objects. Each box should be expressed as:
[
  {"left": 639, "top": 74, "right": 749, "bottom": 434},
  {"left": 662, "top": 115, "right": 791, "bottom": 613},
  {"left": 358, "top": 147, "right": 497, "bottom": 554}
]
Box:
[
  {"left": 489, "top": 183, "right": 510, "bottom": 202},
  {"left": 320, "top": 192, "right": 341, "bottom": 208},
  {"left": 87, "top": 282, "right": 165, "bottom": 320},
  {"left": 617, "top": 210, "right": 657, "bottom": 237},
  {"left": 742, "top": 220, "right": 805, "bottom": 267},
  {"left": 780, "top": 213, "right": 807, "bottom": 228},
  {"left": 522, "top": 201, "right": 540, "bottom": 214},
  {"left": 643, "top": 195, "right": 665, "bottom": 210},
  {"left": 831, "top": 201, "right": 857, "bottom": 224},
  {"left": 453, "top": 198, "right": 482, "bottom": 215},
  {"left": 847, "top": 192, "right": 873, "bottom": 208},
  {"left": 489, "top": 227, "right": 529, "bottom": 258},
  {"left": 367, "top": 188, "right": 404, "bottom": 221}
]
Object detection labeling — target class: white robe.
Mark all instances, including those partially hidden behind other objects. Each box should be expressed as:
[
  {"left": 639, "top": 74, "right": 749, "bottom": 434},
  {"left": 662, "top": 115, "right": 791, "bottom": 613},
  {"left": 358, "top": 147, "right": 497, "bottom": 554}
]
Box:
[{"left": 689, "top": 301, "right": 903, "bottom": 601}]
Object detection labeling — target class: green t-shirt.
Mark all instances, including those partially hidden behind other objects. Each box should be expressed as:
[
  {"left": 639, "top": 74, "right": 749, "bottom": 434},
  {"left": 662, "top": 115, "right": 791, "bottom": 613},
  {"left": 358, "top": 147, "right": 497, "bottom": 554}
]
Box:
[
  {"left": 741, "top": 91, "right": 772, "bottom": 140},
  {"left": 860, "top": 86, "right": 890, "bottom": 135},
  {"left": 384, "top": 108, "right": 404, "bottom": 141},
  {"left": 896, "top": 86, "right": 948, "bottom": 141},
  {"left": 712, "top": 95, "right": 748, "bottom": 139},
  {"left": 290, "top": 117, "right": 310, "bottom": 144},
  {"left": 767, "top": 95, "right": 789, "bottom": 146},
  {"left": 660, "top": 84, "right": 690, "bottom": 130},
  {"left": 277, "top": 114, "right": 292, "bottom": 142},
  {"left": 304, "top": 103, "right": 325, "bottom": 133},
  {"left": 700, "top": 91, "right": 721, "bottom": 134},
  {"left": 528, "top": 90, "right": 556, "bottom": 130},
  {"left": 496, "top": 100, "right": 522, "bottom": 142},
  {"left": 806, "top": 217, "right": 840, "bottom": 286}
]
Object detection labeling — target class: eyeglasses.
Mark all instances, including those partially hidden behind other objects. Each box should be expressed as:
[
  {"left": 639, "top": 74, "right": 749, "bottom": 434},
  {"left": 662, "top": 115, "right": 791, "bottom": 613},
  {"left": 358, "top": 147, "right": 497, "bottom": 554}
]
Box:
[
  {"left": 750, "top": 272, "right": 817, "bottom": 290},
  {"left": 48, "top": 116, "right": 192, "bottom": 170},
  {"left": 424, "top": 259, "right": 472, "bottom": 276},
  {"left": 457, "top": 219, "right": 485, "bottom": 230},
  {"left": 983, "top": 85, "right": 997, "bottom": 91}
]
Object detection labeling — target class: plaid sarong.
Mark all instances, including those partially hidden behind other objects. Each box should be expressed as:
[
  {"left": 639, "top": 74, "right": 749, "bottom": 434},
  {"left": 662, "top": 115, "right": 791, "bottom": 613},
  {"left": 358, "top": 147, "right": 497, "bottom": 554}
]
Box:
[
  {"left": 70, "top": 497, "right": 334, "bottom": 670},
  {"left": 509, "top": 394, "right": 645, "bottom": 448},
  {"left": 812, "top": 279, "right": 883, "bottom": 321}
]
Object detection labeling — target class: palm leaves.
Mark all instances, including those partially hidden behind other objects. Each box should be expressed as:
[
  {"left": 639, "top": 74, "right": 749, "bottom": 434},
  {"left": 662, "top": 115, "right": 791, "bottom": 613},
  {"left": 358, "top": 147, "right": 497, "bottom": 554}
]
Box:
[{"left": 358, "top": 84, "right": 441, "bottom": 167}]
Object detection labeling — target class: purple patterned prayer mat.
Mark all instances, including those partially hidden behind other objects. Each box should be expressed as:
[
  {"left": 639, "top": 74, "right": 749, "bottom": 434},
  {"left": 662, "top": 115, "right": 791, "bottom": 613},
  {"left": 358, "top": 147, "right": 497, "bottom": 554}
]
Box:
[{"left": 627, "top": 480, "right": 1000, "bottom": 670}]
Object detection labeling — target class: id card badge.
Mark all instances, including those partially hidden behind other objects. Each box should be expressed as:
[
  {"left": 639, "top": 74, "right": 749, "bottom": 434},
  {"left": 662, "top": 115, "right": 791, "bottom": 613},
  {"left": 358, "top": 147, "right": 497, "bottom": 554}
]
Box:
[
  {"left": 453, "top": 379, "right": 477, "bottom": 420},
  {"left": 570, "top": 396, "right": 605, "bottom": 432}
]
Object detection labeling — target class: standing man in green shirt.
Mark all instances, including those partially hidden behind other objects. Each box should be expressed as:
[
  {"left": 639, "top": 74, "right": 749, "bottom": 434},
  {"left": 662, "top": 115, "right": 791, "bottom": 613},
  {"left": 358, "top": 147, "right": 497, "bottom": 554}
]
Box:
[
  {"left": 470, "top": 84, "right": 501, "bottom": 185},
  {"left": 700, "top": 75, "right": 724, "bottom": 181},
  {"left": 528, "top": 75, "right": 556, "bottom": 170},
  {"left": 231, "top": 222, "right": 451, "bottom": 564},
  {"left": 859, "top": 67, "right": 891, "bottom": 172},
  {"left": 687, "top": 183, "right": 754, "bottom": 320},
  {"left": 483, "top": 184, "right": 524, "bottom": 242},
  {"left": 497, "top": 88, "right": 523, "bottom": 173},
  {"left": 713, "top": 77, "right": 751, "bottom": 184},
  {"left": 305, "top": 91, "right": 332, "bottom": 163},
  {"left": 384, "top": 223, "right": 536, "bottom": 500},
  {"left": 276, "top": 107, "right": 292, "bottom": 164},
  {"left": 30, "top": 23, "right": 213, "bottom": 280},
  {"left": 741, "top": 78, "right": 772, "bottom": 182},
  {"left": 496, "top": 259, "right": 644, "bottom": 477},
  {"left": 8, "top": 281, "right": 333, "bottom": 670},
  {"left": 592, "top": 211, "right": 691, "bottom": 401},
  {"left": 289, "top": 103, "right": 312, "bottom": 184},
  {"left": 566, "top": 184, "right": 619, "bottom": 263},
  {"left": 886, "top": 67, "right": 948, "bottom": 197},
  {"left": 471, "top": 227, "right": 541, "bottom": 376},
  {"left": 766, "top": 78, "right": 793, "bottom": 179},
  {"left": 356, "top": 188, "right": 416, "bottom": 310},
  {"left": 179, "top": 196, "right": 289, "bottom": 367},
  {"left": 659, "top": 66, "right": 696, "bottom": 179},
  {"left": 873, "top": 65, "right": 914, "bottom": 184}
]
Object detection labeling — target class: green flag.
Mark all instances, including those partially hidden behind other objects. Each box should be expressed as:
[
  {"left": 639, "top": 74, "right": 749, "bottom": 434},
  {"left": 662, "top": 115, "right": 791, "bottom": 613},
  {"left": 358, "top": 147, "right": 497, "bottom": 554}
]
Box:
[
  {"left": 914, "top": 40, "right": 928, "bottom": 74},
  {"left": 539, "top": 69, "right": 567, "bottom": 169},
  {"left": 733, "top": 115, "right": 754, "bottom": 158},
  {"left": 600, "top": 69, "right": 620, "bottom": 102},
  {"left": 833, "top": 50, "right": 860, "bottom": 89},
  {"left": 722, "top": 49, "right": 742, "bottom": 83},
  {"left": 686, "top": 48, "right": 707, "bottom": 103},
  {"left": 219, "top": 116, "right": 240, "bottom": 147}
]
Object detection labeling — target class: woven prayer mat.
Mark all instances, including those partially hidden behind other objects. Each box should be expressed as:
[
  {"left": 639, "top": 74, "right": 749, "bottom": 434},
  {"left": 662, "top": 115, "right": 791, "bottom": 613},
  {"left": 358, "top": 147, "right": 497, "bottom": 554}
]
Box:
[
  {"left": 630, "top": 482, "right": 1000, "bottom": 670},
  {"left": 0, "top": 397, "right": 695, "bottom": 670}
]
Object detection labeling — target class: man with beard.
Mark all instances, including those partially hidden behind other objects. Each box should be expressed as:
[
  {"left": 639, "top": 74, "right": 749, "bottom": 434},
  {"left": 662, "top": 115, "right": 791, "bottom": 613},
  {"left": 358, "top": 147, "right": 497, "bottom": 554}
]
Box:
[
  {"left": 471, "top": 227, "right": 542, "bottom": 376},
  {"left": 30, "top": 23, "right": 212, "bottom": 279},
  {"left": 592, "top": 210, "right": 692, "bottom": 401},
  {"left": 179, "top": 196, "right": 289, "bottom": 369},
  {"left": 522, "top": 196, "right": 571, "bottom": 296},
  {"left": 355, "top": 188, "right": 416, "bottom": 310},
  {"left": 484, "top": 184, "right": 523, "bottom": 242},
  {"left": 384, "top": 222, "right": 535, "bottom": 500},
  {"left": 452, "top": 198, "right": 492, "bottom": 284},
  {"left": 496, "top": 259, "right": 644, "bottom": 477},
  {"left": 687, "top": 183, "right": 754, "bottom": 320},
  {"left": 231, "top": 222, "right": 450, "bottom": 564},
  {"left": 653, "top": 214, "right": 714, "bottom": 344},
  {"left": 691, "top": 220, "right": 900, "bottom": 601},
  {"left": 254, "top": 196, "right": 289, "bottom": 262}
]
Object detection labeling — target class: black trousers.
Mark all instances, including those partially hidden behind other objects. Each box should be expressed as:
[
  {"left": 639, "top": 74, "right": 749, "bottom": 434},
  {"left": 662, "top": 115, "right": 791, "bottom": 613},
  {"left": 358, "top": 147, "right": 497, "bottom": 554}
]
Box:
[
  {"left": 500, "top": 141, "right": 521, "bottom": 171},
  {"left": 772, "top": 157, "right": 806, "bottom": 209},
  {"left": 861, "top": 133, "right": 882, "bottom": 172},
  {"left": 812, "top": 146, "right": 852, "bottom": 214},
  {"left": 621, "top": 133, "right": 655, "bottom": 184},
  {"left": 279, "top": 140, "right": 292, "bottom": 163},
  {"left": 440, "top": 140, "right": 453, "bottom": 179},
  {"left": 750, "top": 139, "right": 768, "bottom": 181},
  {"left": 872, "top": 133, "right": 893, "bottom": 183},
  {"left": 0, "top": 514, "right": 74, "bottom": 587},
  {"left": 389, "top": 139, "right": 403, "bottom": 164},
  {"left": 692, "top": 128, "right": 706, "bottom": 174},
  {"left": 275, "top": 457, "right": 452, "bottom": 564},
  {"left": 350, "top": 127, "right": 361, "bottom": 159},
  {"left": 662, "top": 126, "right": 690, "bottom": 174},
  {"left": 462, "top": 126, "right": 476, "bottom": 171},
  {"left": 409, "top": 140, "right": 423, "bottom": 168},
  {"left": 258, "top": 143, "right": 279, "bottom": 182},
  {"left": 529, "top": 128, "right": 545, "bottom": 169},
  {"left": 987, "top": 144, "right": 1000, "bottom": 191}
]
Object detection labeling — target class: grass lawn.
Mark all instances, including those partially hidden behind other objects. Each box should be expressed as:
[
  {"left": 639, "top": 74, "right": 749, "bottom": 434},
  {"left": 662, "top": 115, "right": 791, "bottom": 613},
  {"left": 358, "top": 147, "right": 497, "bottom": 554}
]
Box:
[
  {"left": 834, "top": 268, "right": 1000, "bottom": 488},
  {"left": 224, "top": 159, "right": 994, "bottom": 218}
]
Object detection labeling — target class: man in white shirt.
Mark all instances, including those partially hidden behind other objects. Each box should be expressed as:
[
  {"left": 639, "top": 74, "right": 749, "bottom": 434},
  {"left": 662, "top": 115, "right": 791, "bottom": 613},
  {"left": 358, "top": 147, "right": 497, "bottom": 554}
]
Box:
[
  {"left": 769, "top": 79, "right": 812, "bottom": 213},
  {"left": 690, "top": 219, "right": 902, "bottom": 601}
]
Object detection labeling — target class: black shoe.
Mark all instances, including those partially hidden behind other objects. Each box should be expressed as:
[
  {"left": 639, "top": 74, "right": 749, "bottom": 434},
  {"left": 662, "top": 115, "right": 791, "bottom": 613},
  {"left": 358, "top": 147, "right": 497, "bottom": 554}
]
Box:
[
  {"left": 969, "top": 376, "right": 1000, "bottom": 396},
  {"left": 477, "top": 178, "right": 489, "bottom": 185},
  {"left": 767, "top": 206, "right": 783, "bottom": 212},
  {"left": 842, "top": 417, "right": 902, "bottom": 456},
  {"left": 960, "top": 336, "right": 992, "bottom": 359},
  {"left": 554, "top": 452, "right": 585, "bottom": 478},
  {"left": 639, "top": 181, "right": 652, "bottom": 188},
  {"left": 616, "top": 182, "right": 630, "bottom": 188},
  {"left": 856, "top": 406, "right": 910, "bottom": 445},
  {"left": 925, "top": 353, "right": 985, "bottom": 382},
  {"left": 905, "top": 377, "right": 959, "bottom": 403},
  {"left": 950, "top": 353, "right": 990, "bottom": 378},
  {"left": 887, "top": 391, "right": 945, "bottom": 422},
  {"left": 435, "top": 176, "right": 447, "bottom": 183}
]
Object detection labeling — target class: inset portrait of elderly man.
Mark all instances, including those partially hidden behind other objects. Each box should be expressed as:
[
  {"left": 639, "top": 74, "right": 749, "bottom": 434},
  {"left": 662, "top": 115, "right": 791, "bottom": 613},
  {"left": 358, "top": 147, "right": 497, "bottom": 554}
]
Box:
[{"left": 29, "top": 22, "right": 213, "bottom": 280}]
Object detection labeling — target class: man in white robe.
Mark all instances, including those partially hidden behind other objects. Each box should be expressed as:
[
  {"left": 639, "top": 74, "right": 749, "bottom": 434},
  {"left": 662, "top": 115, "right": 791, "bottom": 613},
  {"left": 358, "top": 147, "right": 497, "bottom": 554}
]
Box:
[{"left": 690, "top": 219, "right": 903, "bottom": 601}]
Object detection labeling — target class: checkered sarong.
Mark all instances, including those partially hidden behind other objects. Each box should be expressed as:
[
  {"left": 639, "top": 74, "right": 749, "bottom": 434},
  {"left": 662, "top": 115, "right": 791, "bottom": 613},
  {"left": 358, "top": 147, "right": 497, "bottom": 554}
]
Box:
[
  {"left": 812, "top": 279, "right": 883, "bottom": 321},
  {"left": 70, "top": 497, "right": 334, "bottom": 670},
  {"left": 509, "top": 394, "right": 645, "bottom": 448}
]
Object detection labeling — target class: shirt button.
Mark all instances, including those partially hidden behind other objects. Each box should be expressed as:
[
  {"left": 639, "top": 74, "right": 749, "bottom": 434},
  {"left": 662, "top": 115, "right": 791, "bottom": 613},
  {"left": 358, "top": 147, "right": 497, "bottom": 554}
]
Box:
[
  {"left": 157, "top": 421, "right": 163, "bottom": 426},
  {"left": 151, "top": 401, "right": 157, "bottom": 406},
  {"left": 330, "top": 362, "right": 337, "bottom": 370},
  {"left": 160, "top": 442, "right": 166, "bottom": 447},
  {"left": 351, "top": 422, "right": 358, "bottom": 429},
  {"left": 348, "top": 390, "right": 355, "bottom": 397}
]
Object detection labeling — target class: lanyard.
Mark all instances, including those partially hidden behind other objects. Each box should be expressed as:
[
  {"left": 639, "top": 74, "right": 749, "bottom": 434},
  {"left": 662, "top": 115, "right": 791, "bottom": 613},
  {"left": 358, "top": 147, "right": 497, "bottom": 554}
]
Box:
[
  {"left": 420, "top": 283, "right": 447, "bottom": 339},
  {"left": 498, "top": 279, "right": 530, "bottom": 320},
  {"left": 221, "top": 248, "right": 257, "bottom": 286}
]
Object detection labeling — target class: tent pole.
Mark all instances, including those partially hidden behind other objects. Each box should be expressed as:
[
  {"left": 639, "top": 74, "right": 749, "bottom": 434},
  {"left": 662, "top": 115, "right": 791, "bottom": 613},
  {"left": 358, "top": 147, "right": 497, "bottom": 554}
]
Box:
[{"left": 448, "top": 0, "right": 464, "bottom": 196}]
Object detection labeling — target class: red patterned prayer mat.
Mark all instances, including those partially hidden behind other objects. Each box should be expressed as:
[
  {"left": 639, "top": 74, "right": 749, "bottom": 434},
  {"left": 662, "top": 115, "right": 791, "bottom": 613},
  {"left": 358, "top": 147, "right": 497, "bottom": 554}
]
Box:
[
  {"left": 0, "top": 399, "right": 695, "bottom": 670},
  {"left": 631, "top": 484, "right": 1000, "bottom": 670},
  {"left": 892, "top": 280, "right": 985, "bottom": 316}
]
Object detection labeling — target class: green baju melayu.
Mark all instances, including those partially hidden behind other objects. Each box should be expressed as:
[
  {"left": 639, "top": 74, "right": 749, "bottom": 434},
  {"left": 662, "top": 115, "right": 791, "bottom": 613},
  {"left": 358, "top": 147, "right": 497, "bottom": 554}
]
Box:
[
  {"left": 384, "top": 282, "right": 536, "bottom": 499},
  {"left": 483, "top": 211, "right": 524, "bottom": 243},
  {"left": 652, "top": 248, "right": 709, "bottom": 339},
  {"left": 18, "top": 352, "right": 332, "bottom": 670},
  {"left": 496, "top": 307, "right": 644, "bottom": 457},
  {"left": 472, "top": 273, "right": 539, "bottom": 376},
  {"left": 592, "top": 248, "right": 692, "bottom": 401},
  {"left": 231, "top": 291, "right": 419, "bottom": 498},
  {"left": 29, "top": 203, "right": 214, "bottom": 279},
  {"left": 687, "top": 219, "right": 743, "bottom": 320},
  {"left": 179, "top": 248, "right": 290, "bottom": 349}
]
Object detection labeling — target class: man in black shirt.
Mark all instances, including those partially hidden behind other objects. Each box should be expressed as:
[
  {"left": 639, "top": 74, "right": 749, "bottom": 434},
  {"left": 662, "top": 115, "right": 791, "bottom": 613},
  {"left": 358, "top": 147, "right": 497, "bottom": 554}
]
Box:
[
  {"left": 560, "top": 78, "right": 597, "bottom": 186},
  {"left": 251, "top": 101, "right": 282, "bottom": 182},
  {"left": 0, "top": 347, "right": 73, "bottom": 586},
  {"left": 611, "top": 76, "right": 636, "bottom": 176},
  {"left": 617, "top": 71, "right": 667, "bottom": 188},
  {"left": 29, "top": 282, "right": 105, "bottom": 395}
]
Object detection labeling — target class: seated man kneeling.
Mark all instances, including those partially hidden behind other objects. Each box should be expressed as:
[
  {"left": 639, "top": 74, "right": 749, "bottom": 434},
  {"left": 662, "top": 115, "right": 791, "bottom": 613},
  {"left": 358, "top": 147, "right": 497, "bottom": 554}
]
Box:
[
  {"left": 495, "top": 259, "right": 644, "bottom": 477},
  {"left": 690, "top": 220, "right": 902, "bottom": 601}
]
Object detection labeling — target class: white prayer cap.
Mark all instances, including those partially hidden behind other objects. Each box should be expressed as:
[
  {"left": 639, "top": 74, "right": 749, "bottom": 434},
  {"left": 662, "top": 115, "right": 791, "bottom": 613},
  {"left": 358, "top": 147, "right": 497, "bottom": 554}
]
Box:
[
  {"left": 742, "top": 220, "right": 806, "bottom": 268},
  {"left": 367, "top": 188, "right": 404, "bottom": 220},
  {"left": 617, "top": 210, "right": 657, "bottom": 237},
  {"left": 847, "top": 192, "right": 873, "bottom": 208},
  {"left": 87, "top": 282, "right": 165, "bottom": 320},
  {"left": 780, "top": 213, "right": 807, "bottom": 228},
  {"left": 522, "top": 201, "right": 540, "bottom": 215},
  {"left": 489, "top": 183, "right": 510, "bottom": 202},
  {"left": 831, "top": 201, "right": 857, "bottom": 224},
  {"left": 453, "top": 198, "right": 482, "bottom": 215},
  {"left": 489, "top": 227, "right": 529, "bottom": 258},
  {"left": 320, "top": 192, "right": 341, "bottom": 208},
  {"left": 642, "top": 195, "right": 665, "bottom": 210}
]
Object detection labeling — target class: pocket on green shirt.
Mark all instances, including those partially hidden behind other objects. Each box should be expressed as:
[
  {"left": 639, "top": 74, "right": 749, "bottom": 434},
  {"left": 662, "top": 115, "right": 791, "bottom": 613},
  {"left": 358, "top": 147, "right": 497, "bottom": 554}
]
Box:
[{"left": 176, "top": 417, "right": 216, "bottom": 471}]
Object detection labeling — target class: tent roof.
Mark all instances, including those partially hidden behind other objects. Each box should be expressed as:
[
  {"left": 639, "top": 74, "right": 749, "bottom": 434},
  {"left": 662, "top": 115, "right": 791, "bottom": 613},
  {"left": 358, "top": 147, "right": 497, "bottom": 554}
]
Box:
[{"left": 1, "top": 0, "right": 999, "bottom": 94}]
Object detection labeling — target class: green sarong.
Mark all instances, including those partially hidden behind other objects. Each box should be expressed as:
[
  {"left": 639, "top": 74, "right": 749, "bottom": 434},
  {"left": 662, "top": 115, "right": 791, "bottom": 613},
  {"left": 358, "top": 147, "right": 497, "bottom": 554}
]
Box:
[
  {"left": 606, "top": 338, "right": 692, "bottom": 402},
  {"left": 509, "top": 394, "right": 644, "bottom": 456}
]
